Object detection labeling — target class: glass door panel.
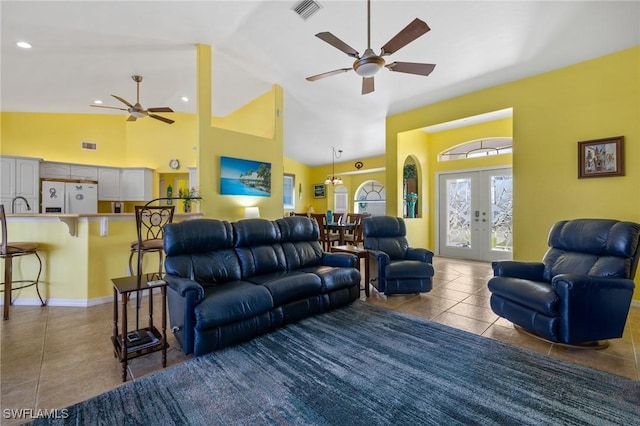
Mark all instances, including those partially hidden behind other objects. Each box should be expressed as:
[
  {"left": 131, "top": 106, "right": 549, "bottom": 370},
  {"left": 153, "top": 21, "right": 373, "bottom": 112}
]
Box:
[{"left": 439, "top": 168, "right": 512, "bottom": 262}]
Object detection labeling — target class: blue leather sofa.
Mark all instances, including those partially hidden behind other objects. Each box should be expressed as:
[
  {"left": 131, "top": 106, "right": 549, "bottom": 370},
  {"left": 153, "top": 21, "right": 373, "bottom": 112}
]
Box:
[
  {"left": 488, "top": 219, "right": 640, "bottom": 347},
  {"left": 163, "top": 216, "right": 360, "bottom": 356},
  {"left": 363, "top": 216, "right": 435, "bottom": 295}
]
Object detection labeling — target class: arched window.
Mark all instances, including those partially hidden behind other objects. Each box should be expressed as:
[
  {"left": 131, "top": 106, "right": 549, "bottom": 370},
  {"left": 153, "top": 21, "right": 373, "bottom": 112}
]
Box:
[
  {"left": 355, "top": 181, "right": 385, "bottom": 216},
  {"left": 439, "top": 137, "right": 512, "bottom": 162}
]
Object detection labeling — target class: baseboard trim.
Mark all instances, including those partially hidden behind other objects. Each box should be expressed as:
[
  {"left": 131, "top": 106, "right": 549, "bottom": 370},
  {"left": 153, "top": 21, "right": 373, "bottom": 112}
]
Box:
[{"left": 1, "top": 289, "right": 162, "bottom": 307}]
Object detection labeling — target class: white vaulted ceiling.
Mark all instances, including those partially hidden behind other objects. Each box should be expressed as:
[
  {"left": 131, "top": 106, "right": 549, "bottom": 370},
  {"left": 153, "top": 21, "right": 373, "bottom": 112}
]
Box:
[{"left": 2, "top": 1, "right": 639, "bottom": 166}]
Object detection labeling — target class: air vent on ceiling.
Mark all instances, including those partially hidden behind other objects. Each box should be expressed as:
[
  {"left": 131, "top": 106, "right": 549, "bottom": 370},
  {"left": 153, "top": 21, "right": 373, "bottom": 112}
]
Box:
[
  {"left": 81, "top": 141, "right": 97, "bottom": 150},
  {"left": 292, "top": 0, "right": 322, "bottom": 21}
]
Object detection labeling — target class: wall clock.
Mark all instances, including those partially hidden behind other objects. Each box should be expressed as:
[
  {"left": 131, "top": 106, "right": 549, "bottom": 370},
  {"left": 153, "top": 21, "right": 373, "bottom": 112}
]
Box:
[{"left": 169, "top": 159, "right": 180, "bottom": 170}]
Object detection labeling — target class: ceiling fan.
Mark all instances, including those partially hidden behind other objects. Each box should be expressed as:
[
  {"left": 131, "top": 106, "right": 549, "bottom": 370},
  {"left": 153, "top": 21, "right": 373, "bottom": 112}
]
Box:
[
  {"left": 90, "top": 75, "right": 174, "bottom": 124},
  {"left": 306, "top": 0, "right": 436, "bottom": 95}
]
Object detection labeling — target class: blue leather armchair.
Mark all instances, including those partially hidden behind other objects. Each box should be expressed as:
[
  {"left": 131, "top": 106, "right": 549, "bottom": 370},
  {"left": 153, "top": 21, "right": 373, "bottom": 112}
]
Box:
[
  {"left": 489, "top": 219, "right": 640, "bottom": 347},
  {"left": 363, "top": 216, "right": 435, "bottom": 295}
]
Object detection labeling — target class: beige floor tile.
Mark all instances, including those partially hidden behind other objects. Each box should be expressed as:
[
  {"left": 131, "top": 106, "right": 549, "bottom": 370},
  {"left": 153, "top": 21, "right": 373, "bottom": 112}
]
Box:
[
  {"left": 431, "top": 311, "right": 492, "bottom": 335},
  {"left": 446, "top": 302, "right": 499, "bottom": 323}
]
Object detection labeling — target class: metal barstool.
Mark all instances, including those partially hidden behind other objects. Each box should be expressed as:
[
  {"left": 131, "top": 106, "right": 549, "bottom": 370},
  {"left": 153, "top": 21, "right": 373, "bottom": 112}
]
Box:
[
  {"left": 0, "top": 204, "right": 45, "bottom": 320},
  {"left": 128, "top": 205, "right": 175, "bottom": 276}
]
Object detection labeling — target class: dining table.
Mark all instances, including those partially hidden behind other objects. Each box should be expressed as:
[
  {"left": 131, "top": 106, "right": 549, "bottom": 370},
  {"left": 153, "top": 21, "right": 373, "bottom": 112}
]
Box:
[{"left": 325, "top": 222, "right": 356, "bottom": 245}]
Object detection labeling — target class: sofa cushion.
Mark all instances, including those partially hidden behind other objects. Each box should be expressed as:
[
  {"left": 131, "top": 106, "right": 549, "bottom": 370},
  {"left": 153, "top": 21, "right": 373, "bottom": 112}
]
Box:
[
  {"left": 195, "top": 281, "right": 274, "bottom": 330},
  {"left": 386, "top": 260, "right": 434, "bottom": 279},
  {"left": 277, "top": 216, "right": 324, "bottom": 269},
  {"left": 488, "top": 277, "right": 558, "bottom": 316},
  {"left": 299, "top": 265, "right": 360, "bottom": 293},
  {"left": 543, "top": 219, "right": 640, "bottom": 281},
  {"left": 164, "top": 219, "right": 233, "bottom": 255},
  {"left": 245, "top": 271, "right": 322, "bottom": 305},
  {"left": 234, "top": 219, "right": 287, "bottom": 278}
]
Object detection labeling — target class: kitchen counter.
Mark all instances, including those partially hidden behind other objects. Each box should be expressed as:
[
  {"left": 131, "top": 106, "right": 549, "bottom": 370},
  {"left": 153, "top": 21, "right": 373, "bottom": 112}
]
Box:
[
  {"left": 2, "top": 212, "right": 204, "bottom": 306},
  {"left": 6, "top": 212, "right": 203, "bottom": 236}
]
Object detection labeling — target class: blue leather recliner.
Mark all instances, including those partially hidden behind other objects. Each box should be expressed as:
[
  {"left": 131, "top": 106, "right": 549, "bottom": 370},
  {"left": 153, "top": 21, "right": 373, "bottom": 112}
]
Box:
[
  {"left": 363, "top": 216, "right": 435, "bottom": 295},
  {"left": 489, "top": 219, "right": 640, "bottom": 347}
]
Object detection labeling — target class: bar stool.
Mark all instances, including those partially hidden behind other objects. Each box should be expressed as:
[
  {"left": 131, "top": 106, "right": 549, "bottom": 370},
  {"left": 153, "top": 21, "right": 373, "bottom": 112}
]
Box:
[
  {"left": 0, "top": 204, "right": 45, "bottom": 320},
  {"left": 128, "top": 205, "right": 175, "bottom": 276}
]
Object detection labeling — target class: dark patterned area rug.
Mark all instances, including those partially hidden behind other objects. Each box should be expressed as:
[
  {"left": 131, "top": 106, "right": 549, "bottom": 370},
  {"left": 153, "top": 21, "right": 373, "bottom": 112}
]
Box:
[{"left": 29, "top": 301, "right": 640, "bottom": 425}]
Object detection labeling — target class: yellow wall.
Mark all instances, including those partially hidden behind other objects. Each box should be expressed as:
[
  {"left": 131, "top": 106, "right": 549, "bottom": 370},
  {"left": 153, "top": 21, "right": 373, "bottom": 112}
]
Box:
[
  {"left": 283, "top": 156, "right": 313, "bottom": 215},
  {"left": 211, "top": 89, "right": 277, "bottom": 139},
  {"left": 1, "top": 112, "right": 127, "bottom": 165},
  {"left": 387, "top": 46, "right": 640, "bottom": 288},
  {"left": 194, "top": 45, "right": 285, "bottom": 221}
]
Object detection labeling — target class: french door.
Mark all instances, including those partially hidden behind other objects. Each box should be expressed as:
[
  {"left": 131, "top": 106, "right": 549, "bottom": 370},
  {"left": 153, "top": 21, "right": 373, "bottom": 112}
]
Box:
[{"left": 438, "top": 168, "right": 513, "bottom": 262}]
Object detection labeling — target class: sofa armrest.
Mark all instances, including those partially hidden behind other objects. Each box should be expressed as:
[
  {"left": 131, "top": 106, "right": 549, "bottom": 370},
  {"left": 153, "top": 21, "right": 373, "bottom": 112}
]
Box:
[
  {"left": 552, "top": 274, "right": 635, "bottom": 342},
  {"left": 164, "top": 274, "right": 205, "bottom": 302},
  {"left": 552, "top": 274, "right": 636, "bottom": 293},
  {"left": 406, "top": 247, "right": 434, "bottom": 263},
  {"left": 492, "top": 261, "right": 545, "bottom": 281},
  {"left": 322, "top": 252, "right": 358, "bottom": 268}
]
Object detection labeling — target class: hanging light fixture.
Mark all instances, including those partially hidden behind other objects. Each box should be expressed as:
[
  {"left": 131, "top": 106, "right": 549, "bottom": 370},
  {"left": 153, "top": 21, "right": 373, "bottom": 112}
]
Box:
[{"left": 324, "top": 147, "right": 344, "bottom": 185}]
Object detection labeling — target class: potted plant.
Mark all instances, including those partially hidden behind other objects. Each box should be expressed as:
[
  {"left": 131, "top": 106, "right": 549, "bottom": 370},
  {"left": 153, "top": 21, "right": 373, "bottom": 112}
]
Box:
[{"left": 178, "top": 187, "right": 200, "bottom": 213}]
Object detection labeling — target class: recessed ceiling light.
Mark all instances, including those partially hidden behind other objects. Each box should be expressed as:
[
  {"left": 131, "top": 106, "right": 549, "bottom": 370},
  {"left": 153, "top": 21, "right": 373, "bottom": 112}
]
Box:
[
  {"left": 181, "top": 96, "right": 189, "bottom": 102},
  {"left": 16, "top": 41, "right": 32, "bottom": 49},
  {"left": 94, "top": 100, "right": 103, "bottom": 104}
]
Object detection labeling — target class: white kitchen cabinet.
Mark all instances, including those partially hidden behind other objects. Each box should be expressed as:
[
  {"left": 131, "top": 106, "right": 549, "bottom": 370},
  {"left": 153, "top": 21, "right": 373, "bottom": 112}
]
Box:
[
  {"left": 40, "top": 162, "right": 71, "bottom": 179},
  {"left": 98, "top": 167, "right": 121, "bottom": 201},
  {"left": 120, "top": 168, "right": 153, "bottom": 201},
  {"left": 70, "top": 165, "right": 98, "bottom": 181},
  {"left": 1, "top": 197, "right": 37, "bottom": 213},
  {"left": 0, "top": 157, "right": 16, "bottom": 199},
  {"left": 0, "top": 156, "right": 40, "bottom": 210}
]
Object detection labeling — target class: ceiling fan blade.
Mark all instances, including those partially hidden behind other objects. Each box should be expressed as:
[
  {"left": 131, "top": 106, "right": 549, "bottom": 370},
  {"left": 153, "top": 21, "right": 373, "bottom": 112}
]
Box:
[
  {"left": 380, "top": 18, "right": 430, "bottom": 56},
  {"left": 149, "top": 114, "right": 175, "bottom": 125},
  {"left": 126, "top": 115, "right": 137, "bottom": 122},
  {"left": 147, "top": 107, "right": 174, "bottom": 113},
  {"left": 90, "top": 104, "right": 128, "bottom": 111},
  {"left": 315, "top": 32, "right": 359, "bottom": 58},
  {"left": 386, "top": 62, "right": 436, "bottom": 76},
  {"left": 306, "top": 68, "right": 353, "bottom": 81},
  {"left": 111, "top": 95, "right": 134, "bottom": 108},
  {"left": 362, "top": 77, "right": 374, "bottom": 95}
]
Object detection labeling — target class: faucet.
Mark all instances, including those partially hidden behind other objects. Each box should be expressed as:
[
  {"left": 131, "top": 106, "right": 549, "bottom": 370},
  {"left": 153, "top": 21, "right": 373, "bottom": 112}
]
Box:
[{"left": 11, "top": 196, "right": 31, "bottom": 213}]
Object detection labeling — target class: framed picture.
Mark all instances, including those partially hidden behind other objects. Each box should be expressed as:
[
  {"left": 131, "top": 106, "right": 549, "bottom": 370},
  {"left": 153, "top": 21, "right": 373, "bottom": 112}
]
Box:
[
  {"left": 313, "top": 184, "right": 326, "bottom": 199},
  {"left": 220, "top": 156, "right": 271, "bottom": 196},
  {"left": 578, "top": 136, "right": 624, "bottom": 179}
]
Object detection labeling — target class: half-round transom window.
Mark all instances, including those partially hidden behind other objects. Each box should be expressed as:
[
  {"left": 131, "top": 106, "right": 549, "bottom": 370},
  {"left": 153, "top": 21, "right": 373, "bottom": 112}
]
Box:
[{"left": 439, "top": 137, "right": 512, "bottom": 162}]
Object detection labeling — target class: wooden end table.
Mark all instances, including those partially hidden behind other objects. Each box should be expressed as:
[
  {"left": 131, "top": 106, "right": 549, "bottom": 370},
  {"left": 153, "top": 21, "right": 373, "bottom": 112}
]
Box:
[
  {"left": 111, "top": 274, "right": 168, "bottom": 382},
  {"left": 330, "top": 244, "right": 370, "bottom": 297}
]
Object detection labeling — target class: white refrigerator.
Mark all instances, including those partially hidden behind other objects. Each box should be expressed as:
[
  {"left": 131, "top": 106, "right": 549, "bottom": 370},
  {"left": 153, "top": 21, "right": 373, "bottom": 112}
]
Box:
[{"left": 41, "top": 180, "right": 98, "bottom": 214}]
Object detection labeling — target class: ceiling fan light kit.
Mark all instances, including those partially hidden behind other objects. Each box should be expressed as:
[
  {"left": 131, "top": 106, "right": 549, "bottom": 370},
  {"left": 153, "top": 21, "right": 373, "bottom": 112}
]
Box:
[
  {"left": 307, "top": 0, "right": 436, "bottom": 95},
  {"left": 89, "top": 75, "right": 175, "bottom": 124}
]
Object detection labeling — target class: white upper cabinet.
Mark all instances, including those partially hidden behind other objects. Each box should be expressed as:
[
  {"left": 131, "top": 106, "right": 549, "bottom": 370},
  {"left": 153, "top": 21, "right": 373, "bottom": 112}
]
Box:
[
  {"left": 15, "top": 158, "right": 40, "bottom": 198},
  {"left": 120, "top": 168, "right": 153, "bottom": 201},
  {"left": 98, "top": 167, "right": 121, "bottom": 201},
  {"left": 1, "top": 156, "right": 40, "bottom": 212},
  {"left": 40, "top": 162, "right": 71, "bottom": 179},
  {"left": 70, "top": 165, "right": 98, "bottom": 181}
]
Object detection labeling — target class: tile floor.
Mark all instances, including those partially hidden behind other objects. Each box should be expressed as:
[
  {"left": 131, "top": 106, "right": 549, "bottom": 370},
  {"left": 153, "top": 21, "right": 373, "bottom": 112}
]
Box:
[{"left": 1, "top": 257, "right": 639, "bottom": 425}]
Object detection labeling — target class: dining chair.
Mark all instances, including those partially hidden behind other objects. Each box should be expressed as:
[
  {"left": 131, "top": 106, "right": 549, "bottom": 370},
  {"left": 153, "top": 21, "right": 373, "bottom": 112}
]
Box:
[
  {"left": 0, "top": 204, "right": 45, "bottom": 320},
  {"left": 343, "top": 213, "right": 365, "bottom": 247},
  {"left": 309, "top": 213, "right": 339, "bottom": 251},
  {"left": 128, "top": 205, "right": 175, "bottom": 276}
]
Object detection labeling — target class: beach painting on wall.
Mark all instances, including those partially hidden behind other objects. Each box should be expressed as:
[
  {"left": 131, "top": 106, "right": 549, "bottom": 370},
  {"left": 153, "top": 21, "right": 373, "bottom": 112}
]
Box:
[{"left": 220, "top": 156, "right": 272, "bottom": 196}]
